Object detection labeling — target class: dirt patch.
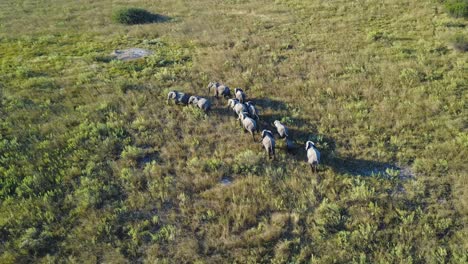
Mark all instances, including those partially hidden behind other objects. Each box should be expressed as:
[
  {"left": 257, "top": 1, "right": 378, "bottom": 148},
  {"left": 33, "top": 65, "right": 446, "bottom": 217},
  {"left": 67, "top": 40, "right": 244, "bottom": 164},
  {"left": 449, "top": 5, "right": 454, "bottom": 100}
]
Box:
[{"left": 111, "top": 48, "right": 153, "bottom": 61}]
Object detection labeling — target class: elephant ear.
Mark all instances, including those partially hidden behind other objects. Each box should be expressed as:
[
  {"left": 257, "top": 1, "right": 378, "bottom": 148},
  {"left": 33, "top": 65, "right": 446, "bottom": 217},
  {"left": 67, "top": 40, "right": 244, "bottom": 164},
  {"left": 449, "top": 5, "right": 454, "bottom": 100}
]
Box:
[
  {"left": 189, "top": 96, "right": 196, "bottom": 104},
  {"left": 226, "top": 87, "right": 232, "bottom": 96},
  {"left": 307, "top": 141, "right": 316, "bottom": 150}
]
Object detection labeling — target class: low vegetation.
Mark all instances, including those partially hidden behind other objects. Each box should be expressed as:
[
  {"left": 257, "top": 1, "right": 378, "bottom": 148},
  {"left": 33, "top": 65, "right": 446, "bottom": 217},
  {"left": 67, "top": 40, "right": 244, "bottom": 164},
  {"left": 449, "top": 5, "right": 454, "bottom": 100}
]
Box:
[
  {"left": 444, "top": 0, "right": 468, "bottom": 18},
  {"left": 0, "top": 0, "right": 466, "bottom": 263},
  {"left": 451, "top": 33, "right": 468, "bottom": 51}
]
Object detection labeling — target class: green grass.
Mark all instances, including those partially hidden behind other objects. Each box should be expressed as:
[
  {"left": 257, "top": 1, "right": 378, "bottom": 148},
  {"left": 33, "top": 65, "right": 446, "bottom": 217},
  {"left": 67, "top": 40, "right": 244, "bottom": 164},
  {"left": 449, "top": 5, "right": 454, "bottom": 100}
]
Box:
[
  {"left": 0, "top": 0, "right": 467, "bottom": 263},
  {"left": 445, "top": 0, "right": 468, "bottom": 18}
]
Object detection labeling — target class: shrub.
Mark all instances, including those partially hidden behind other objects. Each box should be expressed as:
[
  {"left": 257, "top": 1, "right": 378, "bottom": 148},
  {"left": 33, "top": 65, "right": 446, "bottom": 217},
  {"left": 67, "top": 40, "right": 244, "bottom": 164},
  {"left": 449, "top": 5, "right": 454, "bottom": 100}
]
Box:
[
  {"left": 233, "top": 150, "right": 262, "bottom": 175},
  {"left": 451, "top": 34, "right": 468, "bottom": 52},
  {"left": 121, "top": 145, "right": 146, "bottom": 161},
  {"left": 367, "top": 30, "right": 389, "bottom": 41},
  {"left": 112, "top": 8, "right": 160, "bottom": 25},
  {"left": 445, "top": 0, "right": 468, "bottom": 18}
]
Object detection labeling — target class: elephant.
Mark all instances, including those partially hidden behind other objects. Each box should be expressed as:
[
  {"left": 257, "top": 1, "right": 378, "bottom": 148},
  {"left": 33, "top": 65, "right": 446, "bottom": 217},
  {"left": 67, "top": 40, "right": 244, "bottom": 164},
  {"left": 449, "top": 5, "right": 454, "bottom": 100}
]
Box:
[
  {"left": 207, "top": 81, "right": 231, "bottom": 98},
  {"left": 261, "top": 130, "right": 275, "bottom": 159},
  {"left": 238, "top": 112, "right": 257, "bottom": 141},
  {"left": 305, "top": 141, "right": 320, "bottom": 173},
  {"left": 245, "top": 101, "right": 259, "bottom": 120},
  {"left": 235, "top": 88, "right": 246, "bottom": 103},
  {"left": 189, "top": 96, "right": 211, "bottom": 112},
  {"left": 273, "top": 120, "right": 289, "bottom": 138},
  {"left": 228, "top": 98, "right": 248, "bottom": 116},
  {"left": 167, "top": 90, "right": 190, "bottom": 105}
]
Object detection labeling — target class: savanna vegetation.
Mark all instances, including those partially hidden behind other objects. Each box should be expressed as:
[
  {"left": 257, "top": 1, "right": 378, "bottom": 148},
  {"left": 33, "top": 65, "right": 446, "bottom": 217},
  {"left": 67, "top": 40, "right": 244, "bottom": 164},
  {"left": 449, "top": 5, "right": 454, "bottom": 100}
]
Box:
[
  {"left": 444, "top": 0, "right": 468, "bottom": 18},
  {"left": 0, "top": 0, "right": 467, "bottom": 263}
]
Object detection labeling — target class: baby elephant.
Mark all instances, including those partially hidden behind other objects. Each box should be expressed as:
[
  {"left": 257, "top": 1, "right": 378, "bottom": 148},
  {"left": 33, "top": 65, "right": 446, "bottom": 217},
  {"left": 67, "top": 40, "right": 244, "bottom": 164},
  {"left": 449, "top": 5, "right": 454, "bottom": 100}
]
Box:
[
  {"left": 227, "top": 98, "right": 248, "bottom": 116},
  {"left": 239, "top": 112, "right": 257, "bottom": 141},
  {"left": 273, "top": 120, "right": 289, "bottom": 138},
  {"left": 167, "top": 90, "right": 190, "bottom": 105},
  {"left": 305, "top": 141, "right": 320, "bottom": 173},
  {"left": 235, "top": 88, "right": 246, "bottom": 103},
  {"left": 261, "top": 130, "right": 275, "bottom": 160},
  {"left": 189, "top": 96, "right": 211, "bottom": 112},
  {"left": 207, "top": 81, "right": 231, "bottom": 98},
  {"left": 245, "top": 101, "right": 259, "bottom": 120}
]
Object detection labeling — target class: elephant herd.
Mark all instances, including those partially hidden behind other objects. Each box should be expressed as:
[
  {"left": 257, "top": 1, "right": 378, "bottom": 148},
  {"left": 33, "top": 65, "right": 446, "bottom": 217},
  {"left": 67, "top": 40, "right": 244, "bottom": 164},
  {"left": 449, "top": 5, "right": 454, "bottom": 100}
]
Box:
[{"left": 167, "top": 81, "right": 321, "bottom": 173}]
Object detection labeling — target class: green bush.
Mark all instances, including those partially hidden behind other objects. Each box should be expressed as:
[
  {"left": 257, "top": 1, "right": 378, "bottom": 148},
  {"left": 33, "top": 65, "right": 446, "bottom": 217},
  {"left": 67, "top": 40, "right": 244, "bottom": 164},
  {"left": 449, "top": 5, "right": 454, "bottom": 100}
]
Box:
[
  {"left": 451, "top": 34, "right": 468, "bottom": 52},
  {"left": 445, "top": 0, "right": 468, "bottom": 18},
  {"left": 112, "top": 8, "right": 160, "bottom": 25}
]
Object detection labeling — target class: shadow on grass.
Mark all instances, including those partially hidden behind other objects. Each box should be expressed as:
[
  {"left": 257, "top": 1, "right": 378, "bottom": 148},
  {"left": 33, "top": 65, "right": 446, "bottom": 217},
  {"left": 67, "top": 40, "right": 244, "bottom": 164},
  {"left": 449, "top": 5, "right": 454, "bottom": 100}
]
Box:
[
  {"left": 146, "top": 14, "right": 171, "bottom": 23},
  {"left": 390, "top": 37, "right": 414, "bottom": 41},
  {"left": 212, "top": 106, "right": 239, "bottom": 119},
  {"left": 329, "top": 157, "right": 400, "bottom": 177},
  {"left": 254, "top": 98, "right": 289, "bottom": 111},
  {"left": 138, "top": 151, "right": 161, "bottom": 166}
]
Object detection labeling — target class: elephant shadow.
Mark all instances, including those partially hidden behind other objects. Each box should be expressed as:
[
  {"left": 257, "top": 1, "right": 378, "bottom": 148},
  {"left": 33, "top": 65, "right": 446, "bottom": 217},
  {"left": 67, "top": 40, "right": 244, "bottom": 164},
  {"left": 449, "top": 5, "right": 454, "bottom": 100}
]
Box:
[{"left": 329, "top": 157, "right": 407, "bottom": 178}]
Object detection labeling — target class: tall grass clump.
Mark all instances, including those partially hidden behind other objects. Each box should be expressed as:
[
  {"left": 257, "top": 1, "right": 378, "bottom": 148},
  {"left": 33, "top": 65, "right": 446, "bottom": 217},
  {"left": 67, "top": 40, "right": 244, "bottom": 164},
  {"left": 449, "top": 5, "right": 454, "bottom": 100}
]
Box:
[
  {"left": 112, "top": 8, "right": 160, "bottom": 25},
  {"left": 451, "top": 34, "right": 468, "bottom": 52},
  {"left": 445, "top": 0, "right": 468, "bottom": 18}
]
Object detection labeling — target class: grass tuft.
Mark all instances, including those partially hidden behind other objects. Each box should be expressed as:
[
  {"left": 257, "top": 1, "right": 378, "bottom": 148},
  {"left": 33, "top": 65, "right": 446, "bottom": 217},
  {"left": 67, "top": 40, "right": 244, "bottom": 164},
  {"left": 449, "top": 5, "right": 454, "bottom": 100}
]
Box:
[
  {"left": 445, "top": 0, "right": 468, "bottom": 18},
  {"left": 450, "top": 33, "right": 468, "bottom": 52}
]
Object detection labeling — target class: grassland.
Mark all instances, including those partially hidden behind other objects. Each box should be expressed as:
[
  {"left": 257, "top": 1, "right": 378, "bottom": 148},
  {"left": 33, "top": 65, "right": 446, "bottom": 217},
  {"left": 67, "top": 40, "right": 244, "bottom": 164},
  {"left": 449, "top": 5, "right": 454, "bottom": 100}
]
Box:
[{"left": 0, "top": 0, "right": 467, "bottom": 263}]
